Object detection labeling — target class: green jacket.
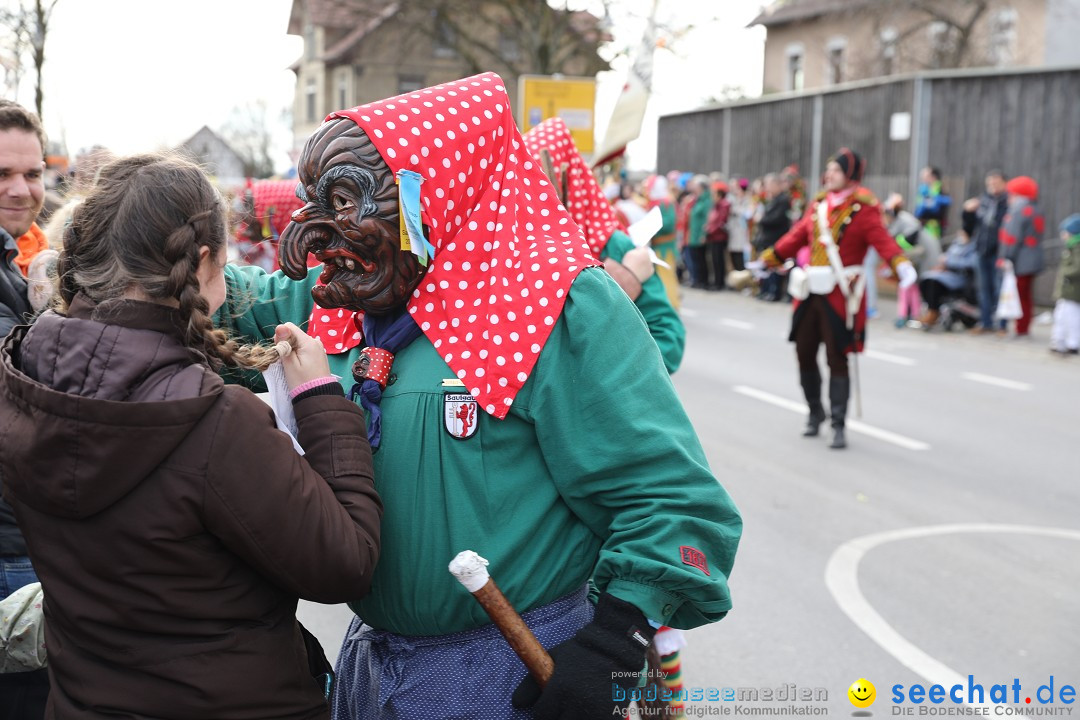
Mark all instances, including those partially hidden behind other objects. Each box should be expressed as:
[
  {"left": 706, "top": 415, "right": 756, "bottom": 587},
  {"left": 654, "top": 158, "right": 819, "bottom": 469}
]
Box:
[
  {"left": 1056, "top": 239, "right": 1080, "bottom": 304},
  {"left": 687, "top": 193, "right": 714, "bottom": 248},
  {"left": 602, "top": 230, "right": 685, "bottom": 373},
  {"left": 217, "top": 264, "right": 740, "bottom": 635}
]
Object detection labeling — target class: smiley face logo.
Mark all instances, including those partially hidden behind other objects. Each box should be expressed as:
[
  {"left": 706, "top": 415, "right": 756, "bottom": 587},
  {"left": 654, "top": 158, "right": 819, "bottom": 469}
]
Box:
[{"left": 848, "top": 678, "right": 876, "bottom": 708}]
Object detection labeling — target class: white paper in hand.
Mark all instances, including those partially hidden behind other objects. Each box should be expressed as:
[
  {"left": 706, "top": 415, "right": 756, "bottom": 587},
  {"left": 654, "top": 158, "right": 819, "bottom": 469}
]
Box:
[
  {"left": 258, "top": 362, "right": 305, "bottom": 456},
  {"left": 626, "top": 206, "right": 671, "bottom": 269}
]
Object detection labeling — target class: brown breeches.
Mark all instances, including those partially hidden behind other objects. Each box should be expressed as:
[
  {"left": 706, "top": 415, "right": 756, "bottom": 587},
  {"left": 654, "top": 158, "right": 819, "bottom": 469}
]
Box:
[{"left": 794, "top": 295, "right": 849, "bottom": 378}]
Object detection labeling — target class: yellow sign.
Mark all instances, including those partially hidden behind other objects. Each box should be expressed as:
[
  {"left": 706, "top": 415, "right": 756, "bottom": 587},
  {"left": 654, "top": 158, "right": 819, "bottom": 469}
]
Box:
[{"left": 519, "top": 75, "right": 596, "bottom": 154}]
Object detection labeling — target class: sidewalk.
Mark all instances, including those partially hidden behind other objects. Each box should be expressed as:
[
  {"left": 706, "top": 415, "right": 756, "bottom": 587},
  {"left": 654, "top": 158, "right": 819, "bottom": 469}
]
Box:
[{"left": 867, "top": 280, "right": 1060, "bottom": 359}]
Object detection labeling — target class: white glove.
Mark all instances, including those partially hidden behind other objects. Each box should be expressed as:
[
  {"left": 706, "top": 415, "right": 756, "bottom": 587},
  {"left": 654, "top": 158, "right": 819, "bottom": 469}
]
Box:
[{"left": 897, "top": 261, "right": 918, "bottom": 289}]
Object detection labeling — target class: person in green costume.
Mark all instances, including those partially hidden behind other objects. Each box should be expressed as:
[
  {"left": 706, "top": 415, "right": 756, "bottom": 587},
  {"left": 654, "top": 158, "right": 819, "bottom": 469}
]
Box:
[
  {"left": 217, "top": 72, "right": 741, "bottom": 720},
  {"left": 685, "top": 175, "right": 714, "bottom": 289},
  {"left": 522, "top": 117, "right": 684, "bottom": 373},
  {"left": 645, "top": 174, "right": 682, "bottom": 310}
]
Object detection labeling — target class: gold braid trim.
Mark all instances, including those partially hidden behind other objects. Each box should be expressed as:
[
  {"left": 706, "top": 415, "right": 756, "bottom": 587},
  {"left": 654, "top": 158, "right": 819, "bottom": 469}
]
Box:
[
  {"left": 759, "top": 247, "right": 781, "bottom": 267},
  {"left": 888, "top": 254, "right": 908, "bottom": 273},
  {"left": 809, "top": 202, "right": 858, "bottom": 266}
]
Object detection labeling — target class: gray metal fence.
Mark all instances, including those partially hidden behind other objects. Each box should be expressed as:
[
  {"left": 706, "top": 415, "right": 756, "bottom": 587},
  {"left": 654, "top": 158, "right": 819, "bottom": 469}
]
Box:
[{"left": 658, "top": 66, "right": 1080, "bottom": 304}]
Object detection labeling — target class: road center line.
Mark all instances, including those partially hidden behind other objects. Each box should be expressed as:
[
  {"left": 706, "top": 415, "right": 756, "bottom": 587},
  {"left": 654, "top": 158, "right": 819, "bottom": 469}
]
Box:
[
  {"left": 721, "top": 318, "right": 754, "bottom": 330},
  {"left": 864, "top": 349, "right": 917, "bottom": 366},
  {"left": 960, "top": 372, "right": 1032, "bottom": 391},
  {"left": 733, "top": 385, "right": 931, "bottom": 451},
  {"left": 826, "top": 524, "right": 1080, "bottom": 712}
]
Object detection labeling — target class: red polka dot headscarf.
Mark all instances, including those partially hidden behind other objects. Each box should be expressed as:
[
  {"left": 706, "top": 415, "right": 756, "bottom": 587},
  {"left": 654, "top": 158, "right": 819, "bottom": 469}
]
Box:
[
  {"left": 522, "top": 117, "right": 622, "bottom": 258},
  {"left": 327, "top": 72, "right": 599, "bottom": 419}
]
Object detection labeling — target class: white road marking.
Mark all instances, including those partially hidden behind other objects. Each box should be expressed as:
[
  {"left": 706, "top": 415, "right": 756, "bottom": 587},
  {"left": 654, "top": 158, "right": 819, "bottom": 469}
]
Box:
[
  {"left": 864, "top": 349, "right": 917, "bottom": 366},
  {"left": 826, "top": 524, "right": 1080, "bottom": 712},
  {"left": 733, "top": 385, "right": 931, "bottom": 451},
  {"left": 680, "top": 307, "right": 699, "bottom": 318},
  {"left": 961, "top": 372, "right": 1032, "bottom": 391},
  {"left": 721, "top": 318, "right": 755, "bottom": 330}
]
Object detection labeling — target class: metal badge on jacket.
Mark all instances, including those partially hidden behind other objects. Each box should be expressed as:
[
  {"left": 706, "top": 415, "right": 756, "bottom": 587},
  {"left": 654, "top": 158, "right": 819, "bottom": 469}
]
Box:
[{"left": 444, "top": 393, "right": 478, "bottom": 439}]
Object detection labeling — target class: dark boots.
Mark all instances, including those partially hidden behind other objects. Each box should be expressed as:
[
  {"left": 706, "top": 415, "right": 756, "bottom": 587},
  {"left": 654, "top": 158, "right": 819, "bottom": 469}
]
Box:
[
  {"left": 829, "top": 376, "right": 850, "bottom": 449},
  {"left": 800, "top": 371, "right": 826, "bottom": 437}
]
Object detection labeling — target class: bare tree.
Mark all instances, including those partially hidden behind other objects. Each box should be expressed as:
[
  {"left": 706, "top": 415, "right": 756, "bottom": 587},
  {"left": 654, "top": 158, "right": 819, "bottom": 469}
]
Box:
[
  {"left": 335, "top": 0, "right": 611, "bottom": 77},
  {"left": 0, "top": 7, "right": 30, "bottom": 98},
  {"left": 220, "top": 101, "right": 286, "bottom": 179},
  {"left": 0, "top": 0, "right": 60, "bottom": 120},
  {"left": 835, "top": 0, "right": 998, "bottom": 78}
]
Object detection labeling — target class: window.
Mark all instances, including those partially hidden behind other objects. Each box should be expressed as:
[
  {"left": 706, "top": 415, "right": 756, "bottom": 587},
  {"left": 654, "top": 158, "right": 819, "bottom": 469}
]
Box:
[
  {"left": 434, "top": 19, "right": 456, "bottom": 58},
  {"left": 398, "top": 75, "right": 426, "bottom": 94},
  {"left": 988, "top": 8, "right": 1018, "bottom": 66},
  {"left": 304, "top": 23, "right": 316, "bottom": 61},
  {"left": 786, "top": 43, "right": 805, "bottom": 91},
  {"left": 880, "top": 27, "right": 898, "bottom": 75},
  {"left": 499, "top": 29, "right": 520, "bottom": 62},
  {"left": 336, "top": 69, "right": 349, "bottom": 110},
  {"left": 305, "top": 77, "right": 317, "bottom": 123},
  {"left": 826, "top": 38, "right": 847, "bottom": 85},
  {"left": 929, "top": 21, "right": 956, "bottom": 68}
]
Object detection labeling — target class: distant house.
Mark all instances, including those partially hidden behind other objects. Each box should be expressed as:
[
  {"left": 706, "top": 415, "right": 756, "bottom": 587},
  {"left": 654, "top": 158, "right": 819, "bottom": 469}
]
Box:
[
  {"left": 751, "top": 0, "right": 1080, "bottom": 93},
  {"left": 286, "top": 0, "right": 609, "bottom": 153},
  {"left": 178, "top": 126, "right": 246, "bottom": 188}
]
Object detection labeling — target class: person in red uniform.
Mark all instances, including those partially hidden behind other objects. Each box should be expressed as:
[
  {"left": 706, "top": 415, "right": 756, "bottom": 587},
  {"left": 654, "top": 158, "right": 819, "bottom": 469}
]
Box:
[{"left": 759, "top": 148, "right": 917, "bottom": 449}]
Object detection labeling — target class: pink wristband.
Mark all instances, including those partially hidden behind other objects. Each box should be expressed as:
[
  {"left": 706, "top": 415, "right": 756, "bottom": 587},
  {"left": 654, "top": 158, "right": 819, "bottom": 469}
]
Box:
[{"left": 289, "top": 376, "right": 339, "bottom": 400}]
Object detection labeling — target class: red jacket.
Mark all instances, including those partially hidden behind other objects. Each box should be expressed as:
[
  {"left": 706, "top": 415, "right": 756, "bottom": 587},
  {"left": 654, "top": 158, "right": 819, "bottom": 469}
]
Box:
[{"left": 763, "top": 187, "right": 906, "bottom": 352}]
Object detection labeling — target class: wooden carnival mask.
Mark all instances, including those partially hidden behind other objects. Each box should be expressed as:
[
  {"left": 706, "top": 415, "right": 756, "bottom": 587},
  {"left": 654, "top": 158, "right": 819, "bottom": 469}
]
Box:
[{"left": 278, "top": 118, "right": 427, "bottom": 315}]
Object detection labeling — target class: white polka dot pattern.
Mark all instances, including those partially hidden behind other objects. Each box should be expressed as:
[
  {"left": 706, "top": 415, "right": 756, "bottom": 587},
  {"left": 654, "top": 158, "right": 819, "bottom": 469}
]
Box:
[
  {"left": 307, "top": 305, "right": 364, "bottom": 355},
  {"left": 328, "top": 72, "right": 599, "bottom": 420},
  {"left": 521, "top": 117, "right": 622, "bottom": 258}
]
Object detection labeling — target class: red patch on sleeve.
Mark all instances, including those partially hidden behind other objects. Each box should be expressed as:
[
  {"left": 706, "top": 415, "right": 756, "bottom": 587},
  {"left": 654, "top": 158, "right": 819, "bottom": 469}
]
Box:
[
  {"left": 679, "top": 546, "right": 710, "bottom": 576},
  {"left": 1034, "top": 216, "right": 1045, "bottom": 234},
  {"left": 1023, "top": 206, "right": 1034, "bottom": 218},
  {"left": 1025, "top": 236, "right": 1038, "bottom": 247},
  {"left": 1000, "top": 231, "right": 1016, "bottom": 246}
]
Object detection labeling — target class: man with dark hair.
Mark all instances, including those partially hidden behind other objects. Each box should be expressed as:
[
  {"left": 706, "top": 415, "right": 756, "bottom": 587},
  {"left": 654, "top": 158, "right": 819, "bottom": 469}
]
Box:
[
  {"left": 760, "top": 148, "right": 916, "bottom": 449},
  {"left": 0, "top": 100, "right": 44, "bottom": 336},
  {"left": 0, "top": 98, "right": 48, "bottom": 719},
  {"left": 754, "top": 173, "right": 792, "bottom": 301},
  {"left": 963, "top": 170, "right": 1009, "bottom": 334}
]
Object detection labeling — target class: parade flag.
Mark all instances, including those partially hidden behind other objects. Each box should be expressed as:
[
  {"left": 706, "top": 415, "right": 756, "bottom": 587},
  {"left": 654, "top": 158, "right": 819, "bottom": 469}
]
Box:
[{"left": 592, "top": 0, "right": 659, "bottom": 167}]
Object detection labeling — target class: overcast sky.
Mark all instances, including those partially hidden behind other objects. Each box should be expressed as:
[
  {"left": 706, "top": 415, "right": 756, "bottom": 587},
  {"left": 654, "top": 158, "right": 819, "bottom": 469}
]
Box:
[{"left": 5, "top": 0, "right": 766, "bottom": 172}]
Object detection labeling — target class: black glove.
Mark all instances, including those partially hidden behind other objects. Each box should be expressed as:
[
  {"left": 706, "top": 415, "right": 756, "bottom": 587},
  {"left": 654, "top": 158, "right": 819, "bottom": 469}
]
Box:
[{"left": 511, "top": 593, "right": 656, "bottom": 719}]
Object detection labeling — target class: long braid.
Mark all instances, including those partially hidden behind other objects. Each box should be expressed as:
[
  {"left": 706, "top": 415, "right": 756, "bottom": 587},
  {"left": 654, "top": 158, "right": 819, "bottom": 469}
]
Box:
[{"left": 164, "top": 210, "right": 284, "bottom": 372}]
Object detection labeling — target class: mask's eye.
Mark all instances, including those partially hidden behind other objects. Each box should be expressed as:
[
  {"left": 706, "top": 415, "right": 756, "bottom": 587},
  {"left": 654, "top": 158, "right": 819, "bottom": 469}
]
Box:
[{"left": 332, "top": 193, "right": 353, "bottom": 212}]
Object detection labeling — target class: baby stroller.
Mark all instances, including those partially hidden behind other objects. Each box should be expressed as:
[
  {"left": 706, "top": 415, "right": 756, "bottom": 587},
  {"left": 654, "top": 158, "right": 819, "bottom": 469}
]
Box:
[
  {"left": 917, "top": 237, "right": 979, "bottom": 332},
  {"left": 934, "top": 266, "right": 980, "bottom": 331}
]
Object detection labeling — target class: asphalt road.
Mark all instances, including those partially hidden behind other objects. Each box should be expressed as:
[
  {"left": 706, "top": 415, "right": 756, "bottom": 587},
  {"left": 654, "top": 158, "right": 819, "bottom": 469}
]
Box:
[{"left": 299, "top": 287, "right": 1080, "bottom": 717}]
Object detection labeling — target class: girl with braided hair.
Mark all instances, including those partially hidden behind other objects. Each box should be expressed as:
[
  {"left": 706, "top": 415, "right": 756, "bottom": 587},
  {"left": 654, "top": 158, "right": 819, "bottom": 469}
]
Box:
[{"left": 0, "top": 153, "right": 383, "bottom": 719}]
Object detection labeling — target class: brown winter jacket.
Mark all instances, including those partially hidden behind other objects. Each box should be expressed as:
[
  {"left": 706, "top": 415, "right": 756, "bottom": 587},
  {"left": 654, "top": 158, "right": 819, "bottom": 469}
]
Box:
[{"left": 0, "top": 295, "right": 381, "bottom": 719}]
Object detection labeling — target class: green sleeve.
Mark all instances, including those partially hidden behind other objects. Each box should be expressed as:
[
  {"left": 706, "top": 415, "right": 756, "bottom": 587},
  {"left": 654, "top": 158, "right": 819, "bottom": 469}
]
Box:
[
  {"left": 601, "top": 230, "right": 685, "bottom": 373},
  {"left": 215, "top": 264, "right": 322, "bottom": 391},
  {"left": 688, "top": 194, "right": 713, "bottom": 247},
  {"left": 658, "top": 202, "right": 677, "bottom": 236},
  {"left": 524, "top": 268, "right": 741, "bottom": 628}
]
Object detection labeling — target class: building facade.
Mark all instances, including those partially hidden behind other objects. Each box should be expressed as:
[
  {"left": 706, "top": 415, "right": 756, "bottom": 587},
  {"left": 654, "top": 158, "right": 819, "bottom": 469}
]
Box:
[
  {"left": 178, "top": 126, "right": 246, "bottom": 189},
  {"left": 752, "top": 0, "right": 1080, "bottom": 93},
  {"left": 287, "top": 0, "right": 608, "bottom": 154}
]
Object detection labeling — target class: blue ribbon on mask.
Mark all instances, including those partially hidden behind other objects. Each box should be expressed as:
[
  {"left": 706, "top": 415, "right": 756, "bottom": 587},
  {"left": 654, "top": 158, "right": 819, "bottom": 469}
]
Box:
[{"left": 397, "top": 169, "right": 436, "bottom": 266}]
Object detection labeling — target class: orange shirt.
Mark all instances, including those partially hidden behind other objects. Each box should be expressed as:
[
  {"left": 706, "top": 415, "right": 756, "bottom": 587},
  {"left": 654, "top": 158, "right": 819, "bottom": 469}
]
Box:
[{"left": 14, "top": 223, "right": 48, "bottom": 277}]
